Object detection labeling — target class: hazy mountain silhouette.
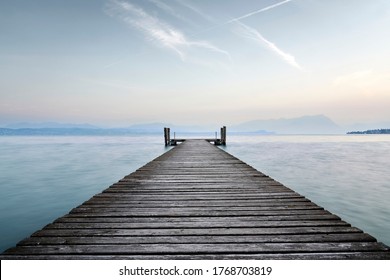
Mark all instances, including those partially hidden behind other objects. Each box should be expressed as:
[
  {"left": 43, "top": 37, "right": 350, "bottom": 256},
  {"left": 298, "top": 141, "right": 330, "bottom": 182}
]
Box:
[
  {"left": 5, "top": 115, "right": 386, "bottom": 135},
  {"left": 5, "top": 122, "right": 99, "bottom": 129},
  {"left": 231, "top": 115, "right": 343, "bottom": 134}
]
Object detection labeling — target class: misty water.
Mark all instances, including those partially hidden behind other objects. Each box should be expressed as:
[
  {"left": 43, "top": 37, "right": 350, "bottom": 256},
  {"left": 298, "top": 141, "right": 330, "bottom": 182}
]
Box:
[{"left": 0, "top": 134, "right": 389, "bottom": 252}]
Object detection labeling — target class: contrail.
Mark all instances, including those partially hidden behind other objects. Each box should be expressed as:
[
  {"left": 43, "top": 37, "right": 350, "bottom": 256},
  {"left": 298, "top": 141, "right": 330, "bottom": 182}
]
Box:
[
  {"left": 235, "top": 21, "right": 302, "bottom": 70},
  {"left": 196, "top": 0, "right": 293, "bottom": 35},
  {"left": 227, "top": 0, "right": 292, "bottom": 23}
]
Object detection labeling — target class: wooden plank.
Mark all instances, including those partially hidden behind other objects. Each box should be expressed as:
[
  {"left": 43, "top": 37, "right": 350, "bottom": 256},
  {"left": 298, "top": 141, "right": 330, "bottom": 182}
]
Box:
[
  {"left": 111, "top": 185, "right": 287, "bottom": 189},
  {"left": 80, "top": 202, "right": 317, "bottom": 208},
  {"left": 55, "top": 214, "right": 341, "bottom": 223},
  {"left": 82, "top": 198, "right": 312, "bottom": 207},
  {"left": 66, "top": 209, "right": 327, "bottom": 217},
  {"left": 91, "top": 194, "right": 303, "bottom": 200},
  {"left": 17, "top": 233, "right": 377, "bottom": 246},
  {"left": 43, "top": 220, "right": 348, "bottom": 230},
  {"left": 91, "top": 194, "right": 301, "bottom": 200},
  {"left": 3, "top": 252, "right": 389, "bottom": 260},
  {"left": 60, "top": 209, "right": 341, "bottom": 218},
  {"left": 30, "top": 226, "right": 363, "bottom": 237},
  {"left": 72, "top": 202, "right": 323, "bottom": 210},
  {"left": 4, "top": 242, "right": 389, "bottom": 255}
]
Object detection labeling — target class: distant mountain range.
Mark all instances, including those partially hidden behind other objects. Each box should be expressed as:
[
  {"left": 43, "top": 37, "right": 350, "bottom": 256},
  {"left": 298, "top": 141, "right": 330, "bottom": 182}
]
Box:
[
  {"left": 5, "top": 122, "right": 99, "bottom": 129},
  {"left": 1, "top": 115, "right": 389, "bottom": 135},
  {"left": 231, "top": 115, "right": 343, "bottom": 134},
  {"left": 0, "top": 123, "right": 200, "bottom": 136}
]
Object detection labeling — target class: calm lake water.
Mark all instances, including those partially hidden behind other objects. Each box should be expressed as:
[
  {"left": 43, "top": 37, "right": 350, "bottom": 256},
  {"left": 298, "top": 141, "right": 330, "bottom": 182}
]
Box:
[{"left": 0, "top": 134, "right": 389, "bottom": 252}]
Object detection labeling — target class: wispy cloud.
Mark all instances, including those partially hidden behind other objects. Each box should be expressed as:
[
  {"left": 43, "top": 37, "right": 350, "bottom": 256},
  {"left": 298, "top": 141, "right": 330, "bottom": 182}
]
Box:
[
  {"left": 106, "top": 0, "right": 230, "bottom": 63},
  {"left": 148, "top": 0, "right": 176, "bottom": 15},
  {"left": 148, "top": 0, "right": 196, "bottom": 27},
  {"left": 235, "top": 21, "right": 302, "bottom": 70},
  {"left": 174, "top": 0, "right": 217, "bottom": 23}
]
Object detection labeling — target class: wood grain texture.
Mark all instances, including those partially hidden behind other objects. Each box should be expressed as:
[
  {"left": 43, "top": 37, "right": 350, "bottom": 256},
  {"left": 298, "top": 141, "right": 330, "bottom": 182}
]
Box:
[{"left": 1, "top": 139, "right": 389, "bottom": 259}]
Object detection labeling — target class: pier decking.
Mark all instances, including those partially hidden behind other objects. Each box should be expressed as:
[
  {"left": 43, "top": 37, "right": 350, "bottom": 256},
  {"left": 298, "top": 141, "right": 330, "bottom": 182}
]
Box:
[{"left": 2, "top": 139, "right": 389, "bottom": 259}]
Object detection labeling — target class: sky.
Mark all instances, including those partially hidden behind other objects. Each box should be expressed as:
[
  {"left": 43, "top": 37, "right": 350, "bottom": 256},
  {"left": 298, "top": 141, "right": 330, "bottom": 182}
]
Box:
[{"left": 1, "top": 0, "right": 390, "bottom": 127}]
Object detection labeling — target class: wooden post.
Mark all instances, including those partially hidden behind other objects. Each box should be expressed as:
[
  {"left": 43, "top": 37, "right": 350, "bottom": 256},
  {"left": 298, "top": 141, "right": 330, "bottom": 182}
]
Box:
[
  {"left": 164, "top": 127, "right": 171, "bottom": 146},
  {"left": 164, "top": 127, "right": 168, "bottom": 146},
  {"left": 221, "top": 126, "right": 226, "bottom": 145}
]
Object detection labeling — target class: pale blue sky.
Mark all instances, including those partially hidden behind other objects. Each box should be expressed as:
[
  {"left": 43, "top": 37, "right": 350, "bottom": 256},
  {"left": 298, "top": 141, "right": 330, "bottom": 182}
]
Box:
[{"left": 1, "top": 0, "right": 389, "bottom": 126}]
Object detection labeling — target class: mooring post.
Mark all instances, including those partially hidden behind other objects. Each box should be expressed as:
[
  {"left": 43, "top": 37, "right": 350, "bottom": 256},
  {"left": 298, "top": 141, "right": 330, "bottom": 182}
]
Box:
[
  {"left": 164, "top": 127, "right": 168, "bottom": 146},
  {"left": 164, "top": 127, "right": 171, "bottom": 146},
  {"left": 221, "top": 126, "right": 226, "bottom": 145}
]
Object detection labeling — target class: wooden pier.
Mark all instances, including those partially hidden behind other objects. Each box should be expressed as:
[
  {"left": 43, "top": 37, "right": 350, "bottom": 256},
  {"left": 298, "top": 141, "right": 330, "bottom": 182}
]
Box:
[{"left": 1, "top": 139, "right": 389, "bottom": 259}]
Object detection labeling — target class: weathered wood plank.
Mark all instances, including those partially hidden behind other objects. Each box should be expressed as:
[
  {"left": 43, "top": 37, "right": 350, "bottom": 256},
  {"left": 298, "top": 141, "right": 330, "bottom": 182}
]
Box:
[
  {"left": 3, "top": 252, "right": 389, "bottom": 260},
  {"left": 30, "top": 226, "right": 363, "bottom": 237},
  {"left": 43, "top": 220, "right": 348, "bottom": 230},
  {"left": 55, "top": 214, "right": 341, "bottom": 223},
  {"left": 75, "top": 200, "right": 315, "bottom": 206},
  {"left": 58, "top": 209, "right": 340, "bottom": 218},
  {"left": 91, "top": 194, "right": 303, "bottom": 200},
  {"left": 79, "top": 202, "right": 317, "bottom": 208},
  {"left": 4, "top": 242, "right": 389, "bottom": 255},
  {"left": 17, "top": 233, "right": 377, "bottom": 246},
  {"left": 70, "top": 205, "right": 323, "bottom": 212},
  {"left": 82, "top": 198, "right": 312, "bottom": 207},
  {"left": 90, "top": 194, "right": 302, "bottom": 201},
  {"left": 110, "top": 186, "right": 288, "bottom": 191},
  {"left": 66, "top": 209, "right": 328, "bottom": 217}
]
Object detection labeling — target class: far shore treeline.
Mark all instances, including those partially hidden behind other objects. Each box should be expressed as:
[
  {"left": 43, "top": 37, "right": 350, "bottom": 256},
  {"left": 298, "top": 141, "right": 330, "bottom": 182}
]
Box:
[{"left": 347, "top": 129, "right": 390, "bottom": 134}]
